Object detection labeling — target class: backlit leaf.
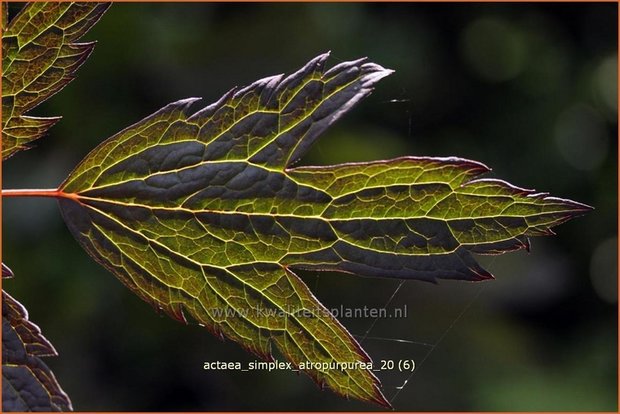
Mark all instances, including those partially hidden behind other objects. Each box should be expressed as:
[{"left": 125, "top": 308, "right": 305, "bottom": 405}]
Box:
[
  {"left": 1, "top": 2, "right": 110, "bottom": 160},
  {"left": 2, "top": 291, "right": 72, "bottom": 411},
  {"left": 2, "top": 263, "right": 14, "bottom": 279},
  {"left": 56, "top": 53, "right": 591, "bottom": 406}
]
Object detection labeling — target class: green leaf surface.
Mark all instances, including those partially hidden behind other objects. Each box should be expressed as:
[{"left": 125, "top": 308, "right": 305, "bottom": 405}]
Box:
[
  {"left": 1, "top": 2, "right": 110, "bottom": 160},
  {"left": 2, "top": 290, "right": 72, "bottom": 411},
  {"left": 56, "top": 53, "right": 590, "bottom": 406}
]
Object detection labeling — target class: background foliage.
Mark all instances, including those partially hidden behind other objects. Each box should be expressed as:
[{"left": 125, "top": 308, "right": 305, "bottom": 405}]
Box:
[{"left": 3, "top": 3, "right": 617, "bottom": 411}]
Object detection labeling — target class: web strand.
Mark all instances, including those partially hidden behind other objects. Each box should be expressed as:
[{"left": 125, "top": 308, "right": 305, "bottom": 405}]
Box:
[
  {"left": 359, "top": 280, "right": 406, "bottom": 345},
  {"left": 355, "top": 335, "right": 435, "bottom": 348},
  {"left": 388, "top": 284, "right": 486, "bottom": 404}
]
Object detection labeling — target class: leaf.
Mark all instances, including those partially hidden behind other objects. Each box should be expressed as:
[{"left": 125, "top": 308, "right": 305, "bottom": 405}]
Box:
[
  {"left": 1, "top": 5, "right": 109, "bottom": 410},
  {"left": 2, "top": 263, "right": 14, "bottom": 279},
  {"left": 1, "top": 2, "right": 110, "bottom": 160},
  {"left": 2, "top": 3, "right": 7, "bottom": 32},
  {"left": 55, "top": 53, "right": 591, "bottom": 406},
  {"left": 2, "top": 290, "right": 72, "bottom": 411}
]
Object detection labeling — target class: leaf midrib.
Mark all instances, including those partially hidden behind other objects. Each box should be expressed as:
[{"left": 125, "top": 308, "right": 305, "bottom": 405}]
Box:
[{"left": 74, "top": 192, "right": 565, "bottom": 227}]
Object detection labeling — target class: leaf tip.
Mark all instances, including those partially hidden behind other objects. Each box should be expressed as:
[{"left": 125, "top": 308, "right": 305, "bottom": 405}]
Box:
[
  {"left": 371, "top": 388, "right": 393, "bottom": 409},
  {"left": 543, "top": 196, "right": 594, "bottom": 223},
  {"left": 564, "top": 199, "right": 595, "bottom": 214},
  {"left": 2, "top": 263, "right": 14, "bottom": 278},
  {"left": 361, "top": 62, "right": 395, "bottom": 84},
  {"left": 473, "top": 266, "right": 495, "bottom": 281},
  {"left": 178, "top": 97, "right": 202, "bottom": 107}
]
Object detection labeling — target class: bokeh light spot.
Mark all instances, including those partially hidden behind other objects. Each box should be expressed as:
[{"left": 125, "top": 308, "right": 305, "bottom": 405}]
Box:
[
  {"left": 554, "top": 103, "right": 609, "bottom": 171},
  {"left": 589, "top": 236, "right": 618, "bottom": 304},
  {"left": 461, "top": 17, "right": 528, "bottom": 82},
  {"left": 593, "top": 54, "right": 618, "bottom": 116}
]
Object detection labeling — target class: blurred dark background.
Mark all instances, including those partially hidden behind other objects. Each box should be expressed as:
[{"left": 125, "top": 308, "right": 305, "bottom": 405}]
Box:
[{"left": 2, "top": 3, "right": 617, "bottom": 411}]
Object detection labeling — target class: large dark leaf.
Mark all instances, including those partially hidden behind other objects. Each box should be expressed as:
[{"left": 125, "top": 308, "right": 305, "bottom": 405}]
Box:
[
  {"left": 2, "top": 291, "right": 72, "bottom": 411},
  {"left": 1, "top": 2, "right": 110, "bottom": 160},
  {"left": 55, "top": 53, "right": 590, "bottom": 406}
]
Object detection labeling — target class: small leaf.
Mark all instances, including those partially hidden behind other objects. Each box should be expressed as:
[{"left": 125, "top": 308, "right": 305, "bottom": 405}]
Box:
[
  {"left": 1, "top": 2, "right": 110, "bottom": 160},
  {"left": 2, "top": 263, "right": 14, "bottom": 279},
  {"left": 55, "top": 53, "right": 590, "bottom": 406},
  {"left": 2, "top": 290, "right": 72, "bottom": 411}
]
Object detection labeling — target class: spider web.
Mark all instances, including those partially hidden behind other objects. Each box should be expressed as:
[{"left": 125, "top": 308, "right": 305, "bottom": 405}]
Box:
[
  {"left": 301, "top": 94, "right": 494, "bottom": 409},
  {"left": 366, "top": 282, "right": 486, "bottom": 406},
  {"left": 308, "top": 255, "right": 495, "bottom": 409}
]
